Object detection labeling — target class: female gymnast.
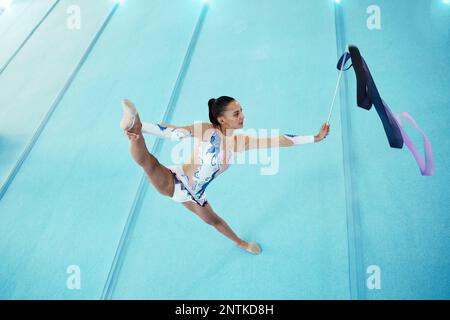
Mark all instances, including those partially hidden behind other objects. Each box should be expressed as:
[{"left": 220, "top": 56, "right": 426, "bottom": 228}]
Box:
[{"left": 120, "top": 96, "right": 330, "bottom": 255}]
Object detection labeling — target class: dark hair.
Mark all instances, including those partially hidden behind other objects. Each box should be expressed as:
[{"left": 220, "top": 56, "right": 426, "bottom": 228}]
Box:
[{"left": 208, "top": 96, "right": 235, "bottom": 126}]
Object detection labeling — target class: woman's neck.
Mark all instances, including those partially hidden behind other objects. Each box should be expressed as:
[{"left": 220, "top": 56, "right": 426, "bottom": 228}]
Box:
[{"left": 216, "top": 125, "right": 234, "bottom": 137}]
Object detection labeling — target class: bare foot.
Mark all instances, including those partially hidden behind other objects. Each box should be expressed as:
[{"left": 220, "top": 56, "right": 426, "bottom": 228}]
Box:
[{"left": 238, "top": 241, "right": 262, "bottom": 255}]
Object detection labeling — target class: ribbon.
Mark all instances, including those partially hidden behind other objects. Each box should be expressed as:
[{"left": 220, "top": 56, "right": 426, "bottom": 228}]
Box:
[{"left": 336, "top": 46, "right": 434, "bottom": 176}]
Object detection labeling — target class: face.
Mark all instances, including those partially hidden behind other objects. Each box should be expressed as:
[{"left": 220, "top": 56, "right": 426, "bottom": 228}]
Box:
[{"left": 217, "top": 100, "right": 245, "bottom": 130}]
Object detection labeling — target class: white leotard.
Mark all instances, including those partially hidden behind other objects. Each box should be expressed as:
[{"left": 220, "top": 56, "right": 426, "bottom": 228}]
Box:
[{"left": 168, "top": 128, "right": 233, "bottom": 205}]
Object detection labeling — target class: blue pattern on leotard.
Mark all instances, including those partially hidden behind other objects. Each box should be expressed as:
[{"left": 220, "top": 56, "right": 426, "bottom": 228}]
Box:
[
  {"left": 191, "top": 130, "right": 222, "bottom": 199},
  {"left": 168, "top": 128, "right": 234, "bottom": 205}
]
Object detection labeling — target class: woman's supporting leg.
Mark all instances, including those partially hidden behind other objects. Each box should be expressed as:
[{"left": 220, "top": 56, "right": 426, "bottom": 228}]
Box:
[
  {"left": 182, "top": 201, "right": 261, "bottom": 254},
  {"left": 121, "top": 100, "right": 174, "bottom": 197}
]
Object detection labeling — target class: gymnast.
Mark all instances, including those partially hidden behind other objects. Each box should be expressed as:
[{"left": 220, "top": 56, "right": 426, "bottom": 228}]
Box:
[{"left": 120, "top": 97, "right": 330, "bottom": 254}]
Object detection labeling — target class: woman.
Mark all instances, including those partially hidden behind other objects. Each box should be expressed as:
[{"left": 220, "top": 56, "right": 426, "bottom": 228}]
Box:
[{"left": 120, "top": 96, "right": 330, "bottom": 255}]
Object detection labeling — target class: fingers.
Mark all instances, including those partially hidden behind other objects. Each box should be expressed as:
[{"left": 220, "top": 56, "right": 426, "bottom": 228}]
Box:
[
  {"left": 321, "top": 122, "right": 330, "bottom": 139},
  {"left": 124, "top": 130, "right": 140, "bottom": 140}
]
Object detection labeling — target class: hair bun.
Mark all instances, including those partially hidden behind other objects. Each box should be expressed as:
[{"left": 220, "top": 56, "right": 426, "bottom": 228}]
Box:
[
  {"left": 208, "top": 96, "right": 235, "bottom": 126},
  {"left": 208, "top": 98, "right": 216, "bottom": 109}
]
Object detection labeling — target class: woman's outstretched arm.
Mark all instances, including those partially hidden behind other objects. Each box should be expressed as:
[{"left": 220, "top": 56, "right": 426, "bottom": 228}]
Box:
[
  {"left": 141, "top": 122, "right": 213, "bottom": 141},
  {"left": 234, "top": 122, "right": 330, "bottom": 151}
]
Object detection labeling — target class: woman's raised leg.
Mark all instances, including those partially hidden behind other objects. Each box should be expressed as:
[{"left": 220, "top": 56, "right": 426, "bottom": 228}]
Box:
[{"left": 121, "top": 99, "right": 174, "bottom": 197}]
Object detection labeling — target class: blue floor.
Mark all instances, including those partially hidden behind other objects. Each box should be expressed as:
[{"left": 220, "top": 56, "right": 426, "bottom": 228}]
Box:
[{"left": 0, "top": 0, "right": 449, "bottom": 299}]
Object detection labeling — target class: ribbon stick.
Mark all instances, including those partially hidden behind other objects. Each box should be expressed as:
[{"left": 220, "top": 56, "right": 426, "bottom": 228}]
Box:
[{"left": 327, "top": 52, "right": 350, "bottom": 124}]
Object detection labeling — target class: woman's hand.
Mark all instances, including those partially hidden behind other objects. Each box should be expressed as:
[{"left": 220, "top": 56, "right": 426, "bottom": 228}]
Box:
[
  {"left": 314, "top": 122, "right": 330, "bottom": 142},
  {"left": 124, "top": 130, "right": 140, "bottom": 141}
]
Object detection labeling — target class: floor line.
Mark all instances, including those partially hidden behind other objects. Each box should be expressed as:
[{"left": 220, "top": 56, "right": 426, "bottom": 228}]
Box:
[
  {"left": 0, "top": 3, "right": 120, "bottom": 201},
  {"left": 101, "top": 4, "right": 210, "bottom": 300},
  {"left": 334, "top": 3, "right": 366, "bottom": 300},
  {"left": 0, "top": 0, "right": 61, "bottom": 76}
]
